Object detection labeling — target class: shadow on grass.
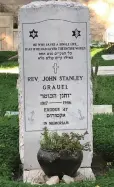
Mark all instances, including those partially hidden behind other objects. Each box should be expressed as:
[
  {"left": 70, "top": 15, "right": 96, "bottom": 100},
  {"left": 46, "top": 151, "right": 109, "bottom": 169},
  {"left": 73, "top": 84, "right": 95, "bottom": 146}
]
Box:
[
  {"left": 91, "top": 45, "right": 114, "bottom": 66},
  {"left": 0, "top": 51, "right": 18, "bottom": 68}
]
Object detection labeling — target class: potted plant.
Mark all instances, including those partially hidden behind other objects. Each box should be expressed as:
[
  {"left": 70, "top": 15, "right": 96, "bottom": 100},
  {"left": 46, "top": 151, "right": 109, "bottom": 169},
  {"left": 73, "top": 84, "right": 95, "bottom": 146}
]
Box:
[{"left": 37, "top": 127, "right": 90, "bottom": 178}]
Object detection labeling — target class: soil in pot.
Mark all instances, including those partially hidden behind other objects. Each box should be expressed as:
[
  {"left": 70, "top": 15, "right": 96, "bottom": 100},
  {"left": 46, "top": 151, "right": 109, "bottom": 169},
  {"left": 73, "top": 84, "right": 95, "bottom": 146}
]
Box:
[{"left": 37, "top": 148, "right": 83, "bottom": 178}]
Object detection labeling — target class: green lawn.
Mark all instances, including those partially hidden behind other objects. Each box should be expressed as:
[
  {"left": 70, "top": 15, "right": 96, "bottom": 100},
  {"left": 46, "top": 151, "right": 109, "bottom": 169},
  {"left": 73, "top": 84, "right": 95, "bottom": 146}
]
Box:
[
  {"left": 0, "top": 177, "right": 114, "bottom": 187},
  {"left": 91, "top": 46, "right": 114, "bottom": 66},
  {"left": 0, "top": 116, "right": 20, "bottom": 179},
  {"left": 0, "top": 51, "right": 18, "bottom": 68},
  {"left": 93, "top": 114, "right": 114, "bottom": 162},
  {"left": 0, "top": 74, "right": 18, "bottom": 116},
  {"left": 0, "top": 60, "right": 18, "bottom": 68},
  {"left": 94, "top": 76, "right": 114, "bottom": 105}
]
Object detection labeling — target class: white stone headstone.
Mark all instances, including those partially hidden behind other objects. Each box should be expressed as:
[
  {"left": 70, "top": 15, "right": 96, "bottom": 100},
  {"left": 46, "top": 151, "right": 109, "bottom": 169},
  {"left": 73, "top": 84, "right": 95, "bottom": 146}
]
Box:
[{"left": 19, "top": 1, "right": 95, "bottom": 182}]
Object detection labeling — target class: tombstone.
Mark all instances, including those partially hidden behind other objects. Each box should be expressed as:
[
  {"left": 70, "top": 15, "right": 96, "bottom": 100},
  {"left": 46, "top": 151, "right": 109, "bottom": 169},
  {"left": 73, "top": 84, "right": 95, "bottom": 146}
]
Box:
[{"left": 19, "top": 1, "right": 95, "bottom": 183}]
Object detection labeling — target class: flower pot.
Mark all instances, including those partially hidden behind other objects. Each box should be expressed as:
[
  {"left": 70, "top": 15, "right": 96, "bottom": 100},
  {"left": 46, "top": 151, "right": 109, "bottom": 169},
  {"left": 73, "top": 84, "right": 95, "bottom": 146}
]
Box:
[{"left": 37, "top": 148, "right": 83, "bottom": 178}]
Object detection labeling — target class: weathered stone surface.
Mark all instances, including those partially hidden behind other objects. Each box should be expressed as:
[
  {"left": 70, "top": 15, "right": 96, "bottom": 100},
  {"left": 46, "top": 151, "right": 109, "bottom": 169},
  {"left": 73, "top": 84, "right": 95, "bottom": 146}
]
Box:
[
  {"left": 93, "top": 66, "right": 114, "bottom": 76},
  {"left": 62, "top": 175, "right": 74, "bottom": 184},
  {"left": 74, "top": 172, "right": 85, "bottom": 182},
  {"left": 75, "top": 168, "right": 96, "bottom": 181},
  {"left": 46, "top": 176, "right": 59, "bottom": 185},
  {"left": 24, "top": 169, "right": 46, "bottom": 184}
]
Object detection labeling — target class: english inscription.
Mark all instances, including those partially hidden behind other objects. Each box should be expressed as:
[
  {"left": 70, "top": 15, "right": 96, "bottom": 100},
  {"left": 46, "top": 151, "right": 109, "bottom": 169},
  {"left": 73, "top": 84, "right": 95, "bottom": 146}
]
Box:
[{"left": 23, "top": 20, "right": 88, "bottom": 131}]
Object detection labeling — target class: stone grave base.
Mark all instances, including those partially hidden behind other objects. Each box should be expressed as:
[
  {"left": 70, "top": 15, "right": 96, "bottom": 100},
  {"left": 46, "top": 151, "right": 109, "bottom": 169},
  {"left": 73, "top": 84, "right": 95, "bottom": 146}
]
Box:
[
  {"left": 23, "top": 168, "right": 95, "bottom": 184},
  {"left": 93, "top": 66, "right": 114, "bottom": 76},
  {"left": 102, "top": 55, "right": 114, "bottom": 60}
]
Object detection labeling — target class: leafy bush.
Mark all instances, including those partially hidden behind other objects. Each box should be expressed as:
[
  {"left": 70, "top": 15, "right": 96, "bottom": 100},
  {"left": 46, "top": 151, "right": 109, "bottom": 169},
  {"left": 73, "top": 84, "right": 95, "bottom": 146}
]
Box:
[
  {"left": 93, "top": 114, "right": 114, "bottom": 162},
  {"left": 0, "top": 116, "right": 21, "bottom": 179},
  {"left": 40, "top": 128, "right": 90, "bottom": 153}
]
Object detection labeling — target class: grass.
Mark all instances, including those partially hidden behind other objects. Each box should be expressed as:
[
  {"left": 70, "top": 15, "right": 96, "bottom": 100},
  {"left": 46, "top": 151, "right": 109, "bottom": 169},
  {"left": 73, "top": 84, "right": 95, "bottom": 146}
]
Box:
[
  {"left": 0, "top": 61, "right": 18, "bottom": 68},
  {"left": 93, "top": 114, "right": 114, "bottom": 162},
  {"left": 0, "top": 51, "right": 18, "bottom": 68},
  {"left": 1, "top": 170, "right": 114, "bottom": 187},
  {"left": 0, "top": 74, "right": 18, "bottom": 116},
  {"left": 0, "top": 116, "right": 20, "bottom": 179},
  {"left": 91, "top": 45, "right": 114, "bottom": 66},
  {"left": 94, "top": 76, "right": 114, "bottom": 105}
]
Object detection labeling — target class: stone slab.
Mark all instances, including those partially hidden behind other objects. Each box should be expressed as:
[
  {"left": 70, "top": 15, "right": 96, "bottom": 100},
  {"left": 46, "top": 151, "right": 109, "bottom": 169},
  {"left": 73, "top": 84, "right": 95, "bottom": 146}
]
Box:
[
  {"left": 5, "top": 111, "right": 19, "bottom": 116},
  {"left": 102, "top": 55, "right": 114, "bottom": 61},
  {"left": 23, "top": 169, "right": 46, "bottom": 184},
  {"left": 93, "top": 105, "right": 113, "bottom": 114},
  {"left": 0, "top": 67, "right": 19, "bottom": 74},
  {"left": 93, "top": 66, "right": 114, "bottom": 75},
  {"left": 76, "top": 168, "right": 95, "bottom": 180},
  {"left": 23, "top": 168, "right": 95, "bottom": 184}
]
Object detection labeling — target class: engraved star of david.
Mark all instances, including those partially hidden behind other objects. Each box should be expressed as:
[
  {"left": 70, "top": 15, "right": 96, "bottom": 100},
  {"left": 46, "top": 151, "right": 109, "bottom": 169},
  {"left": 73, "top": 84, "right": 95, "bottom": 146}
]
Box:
[
  {"left": 72, "top": 28, "right": 81, "bottom": 39},
  {"left": 29, "top": 29, "right": 38, "bottom": 39}
]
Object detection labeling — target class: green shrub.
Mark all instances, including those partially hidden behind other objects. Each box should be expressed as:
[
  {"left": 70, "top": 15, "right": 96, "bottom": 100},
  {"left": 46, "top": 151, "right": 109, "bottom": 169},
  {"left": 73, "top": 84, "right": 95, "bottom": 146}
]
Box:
[
  {"left": 93, "top": 114, "right": 114, "bottom": 162},
  {"left": 40, "top": 128, "right": 90, "bottom": 153},
  {"left": 0, "top": 116, "right": 20, "bottom": 179}
]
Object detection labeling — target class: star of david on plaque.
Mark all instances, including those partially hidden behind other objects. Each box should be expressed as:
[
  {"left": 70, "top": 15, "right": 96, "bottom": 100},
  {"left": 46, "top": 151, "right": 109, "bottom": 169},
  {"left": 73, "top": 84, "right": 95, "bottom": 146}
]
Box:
[
  {"left": 72, "top": 28, "right": 81, "bottom": 39},
  {"left": 29, "top": 29, "right": 38, "bottom": 39},
  {"left": 53, "top": 63, "right": 59, "bottom": 74}
]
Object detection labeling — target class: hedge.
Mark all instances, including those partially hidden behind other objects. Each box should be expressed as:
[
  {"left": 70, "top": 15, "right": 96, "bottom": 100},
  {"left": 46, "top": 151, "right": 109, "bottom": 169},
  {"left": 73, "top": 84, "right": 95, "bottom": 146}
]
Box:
[
  {"left": 93, "top": 114, "right": 114, "bottom": 162},
  {"left": 0, "top": 116, "right": 20, "bottom": 179}
]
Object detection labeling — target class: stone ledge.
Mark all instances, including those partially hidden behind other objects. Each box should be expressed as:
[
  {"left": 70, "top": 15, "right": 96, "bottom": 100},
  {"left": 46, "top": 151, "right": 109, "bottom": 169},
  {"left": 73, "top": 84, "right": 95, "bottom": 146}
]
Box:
[
  {"left": 23, "top": 168, "right": 95, "bottom": 184},
  {"left": 93, "top": 105, "right": 113, "bottom": 114},
  {"left": 93, "top": 66, "right": 114, "bottom": 76}
]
